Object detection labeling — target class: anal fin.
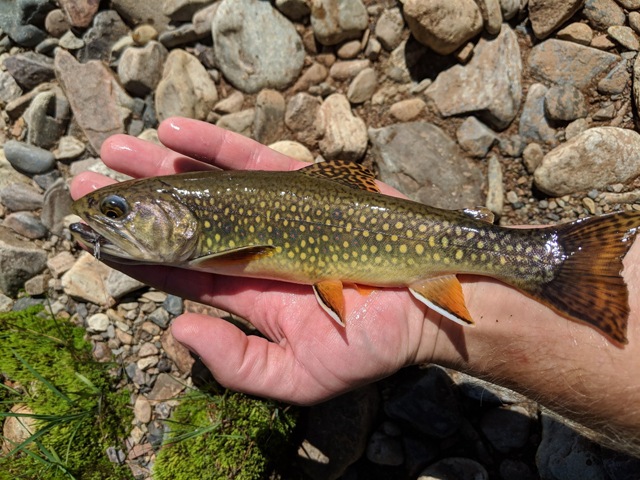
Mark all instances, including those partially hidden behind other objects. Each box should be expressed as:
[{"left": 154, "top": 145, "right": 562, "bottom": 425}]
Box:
[
  {"left": 313, "top": 280, "right": 346, "bottom": 326},
  {"left": 409, "top": 275, "right": 474, "bottom": 326},
  {"left": 189, "top": 245, "right": 275, "bottom": 269}
]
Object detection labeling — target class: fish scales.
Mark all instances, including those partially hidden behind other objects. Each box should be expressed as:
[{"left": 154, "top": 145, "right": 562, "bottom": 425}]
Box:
[{"left": 71, "top": 160, "right": 640, "bottom": 344}]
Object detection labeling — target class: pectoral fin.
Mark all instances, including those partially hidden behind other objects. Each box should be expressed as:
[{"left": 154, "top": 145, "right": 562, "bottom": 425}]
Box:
[
  {"left": 313, "top": 280, "right": 346, "bottom": 326},
  {"left": 188, "top": 245, "right": 276, "bottom": 268},
  {"left": 409, "top": 275, "right": 474, "bottom": 326}
]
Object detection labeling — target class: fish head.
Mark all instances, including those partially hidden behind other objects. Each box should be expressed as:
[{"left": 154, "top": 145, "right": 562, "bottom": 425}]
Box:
[{"left": 70, "top": 178, "right": 201, "bottom": 265}]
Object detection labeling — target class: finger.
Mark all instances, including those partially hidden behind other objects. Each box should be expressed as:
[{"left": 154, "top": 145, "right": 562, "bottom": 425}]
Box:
[
  {"left": 101, "top": 134, "right": 214, "bottom": 178},
  {"left": 69, "top": 172, "right": 116, "bottom": 200},
  {"left": 171, "top": 314, "right": 329, "bottom": 403},
  {"left": 158, "top": 117, "right": 305, "bottom": 171}
]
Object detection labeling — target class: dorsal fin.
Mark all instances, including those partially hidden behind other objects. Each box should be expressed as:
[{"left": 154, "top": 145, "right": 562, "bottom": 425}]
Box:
[{"left": 300, "top": 160, "right": 380, "bottom": 193}]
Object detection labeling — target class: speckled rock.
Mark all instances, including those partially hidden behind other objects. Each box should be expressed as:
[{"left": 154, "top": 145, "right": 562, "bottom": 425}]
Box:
[
  {"left": 316, "top": 94, "right": 368, "bottom": 161},
  {"left": 310, "top": 0, "right": 368, "bottom": 46},
  {"left": 529, "top": 0, "right": 585, "bottom": 39},
  {"left": 0, "top": 226, "right": 48, "bottom": 296}
]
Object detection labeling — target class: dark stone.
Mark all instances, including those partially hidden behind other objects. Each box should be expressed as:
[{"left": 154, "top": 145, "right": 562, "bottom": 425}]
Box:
[{"left": 3, "top": 51, "right": 55, "bottom": 90}]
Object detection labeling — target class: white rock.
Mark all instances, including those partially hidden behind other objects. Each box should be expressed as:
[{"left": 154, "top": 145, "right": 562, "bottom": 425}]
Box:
[
  {"left": 87, "top": 313, "right": 110, "bottom": 333},
  {"left": 269, "top": 141, "right": 315, "bottom": 163},
  {"left": 316, "top": 94, "right": 368, "bottom": 161}
]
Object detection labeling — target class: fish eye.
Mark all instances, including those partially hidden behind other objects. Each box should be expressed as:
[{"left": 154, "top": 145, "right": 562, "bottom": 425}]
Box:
[{"left": 100, "top": 195, "right": 129, "bottom": 219}]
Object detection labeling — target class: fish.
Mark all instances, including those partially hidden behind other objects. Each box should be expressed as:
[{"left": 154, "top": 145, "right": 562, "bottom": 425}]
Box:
[{"left": 70, "top": 160, "right": 640, "bottom": 344}]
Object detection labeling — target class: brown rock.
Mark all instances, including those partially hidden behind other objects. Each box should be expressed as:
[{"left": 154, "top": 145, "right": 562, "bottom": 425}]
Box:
[
  {"left": 59, "top": 0, "right": 100, "bottom": 28},
  {"left": 2, "top": 404, "right": 37, "bottom": 454},
  {"left": 161, "top": 330, "right": 195, "bottom": 374},
  {"left": 529, "top": 0, "right": 585, "bottom": 39}
]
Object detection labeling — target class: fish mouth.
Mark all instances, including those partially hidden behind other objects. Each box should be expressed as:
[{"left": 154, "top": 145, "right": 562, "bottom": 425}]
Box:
[{"left": 69, "top": 222, "right": 140, "bottom": 263}]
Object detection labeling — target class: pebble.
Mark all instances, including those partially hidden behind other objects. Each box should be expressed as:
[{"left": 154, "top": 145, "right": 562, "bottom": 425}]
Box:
[
  {"left": 329, "top": 59, "right": 371, "bottom": 81},
  {"left": 598, "top": 59, "right": 630, "bottom": 95},
  {"left": 456, "top": 116, "right": 498, "bottom": 157},
  {"left": 544, "top": 84, "right": 588, "bottom": 122},
  {"left": 0, "top": 226, "right": 48, "bottom": 296},
  {"left": 213, "top": 91, "right": 245, "bottom": 114},
  {"left": 0, "top": 71, "right": 23, "bottom": 106},
  {"left": 87, "top": 313, "right": 110, "bottom": 333},
  {"left": 62, "top": 252, "right": 113, "bottom": 305},
  {"left": 480, "top": 405, "right": 532, "bottom": 453},
  {"left": 486, "top": 155, "right": 504, "bottom": 216},
  {"left": 269, "top": 141, "right": 314, "bottom": 163},
  {"left": 519, "top": 83, "right": 558, "bottom": 146},
  {"left": 24, "top": 90, "right": 70, "bottom": 149},
  {"left": 608, "top": 26, "right": 640, "bottom": 51},
  {"left": 3, "top": 140, "right": 56, "bottom": 174},
  {"left": 583, "top": 0, "right": 626, "bottom": 30},
  {"left": 535, "top": 127, "right": 640, "bottom": 195},
  {"left": 556, "top": 22, "right": 594, "bottom": 46},
  {"left": 389, "top": 98, "right": 426, "bottom": 122},
  {"left": 310, "top": 0, "right": 368, "bottom": 46},
  {"left": 366, "top": 431, "right": 404, "bottom": 466},
  {"left": 3, "top": 52, "right": 55, "bottom": 91},
  {"left": 53, "top": 135, "right": 86, "bottom": 161},
  {"left": 346, "top": 67, "right": 377, "bottom": 104},
  {"left": 77, "top": 10, "right": 130, "bottom": 63},
  {"left": 47, "top": 251, "right": 76, "bottom": 277},
  {"left": 44, "top": 9, "right": 71, "bottom": 38},
  {"left": 522, "top": 142, "right": 545, "bottom": 174},
  {"left": 375, "top": 7, "right": 404, "bottom": 51},
  {"left": 317, "top": 94, "right": 368, "bottom": 161},
  {"left": 212, "top": 0, "right": 304, "bottom": 93},
  {"left": 291, "top": 62, "right": 329, "bottom": 93},
  {"left": 403, "top": 0, "right": 483, "bottom": 55},
  {"left": 275, "top": 0, "right": 310, "bottom": 21},
  {"left": 3, "top": 212, "right": 47, "bottom": 239},
  {"left": 59, "top": 30, "right": 85, "bottom": 50},
  {"left": 0, "top": 183, "right": 44, "bottom": 212},
  {"left": 216, "top": 109, "right": 254, "bottom": 136},
  {"left": 253, "top": 89, "right": 286, "bottom": 146},
  {"left": 529, "top": 0, "right": 584, "bottom": 39},
  {"left": 162, "top": 294, "right": 184, "bottom": 316},
  {"left": 118, "top": 41, "right": 168, "bottom": 97},
  {"left": 477, "top": 0, "right": 502, "bottom": 35},
  {"left": 134, "top": 396, "right": 152, "bottom": 424}
]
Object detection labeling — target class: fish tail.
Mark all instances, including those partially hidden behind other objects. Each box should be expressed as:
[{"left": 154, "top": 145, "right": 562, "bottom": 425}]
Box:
[{"left": 524, "top": 211, "right": 640, "bottom": 344}]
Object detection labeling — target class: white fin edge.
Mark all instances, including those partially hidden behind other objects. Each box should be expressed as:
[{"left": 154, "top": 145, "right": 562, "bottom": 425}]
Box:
[
  {"left": 312, "top": 285, "right": 346, "bottom": 327},
  {"left": 409, "top": 288, "right": 475, "bottom": 327}
]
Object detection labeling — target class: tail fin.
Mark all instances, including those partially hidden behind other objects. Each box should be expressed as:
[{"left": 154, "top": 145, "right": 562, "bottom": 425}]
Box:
[{"left": 528, "top": 211, "right": 640, "bottom": 345}]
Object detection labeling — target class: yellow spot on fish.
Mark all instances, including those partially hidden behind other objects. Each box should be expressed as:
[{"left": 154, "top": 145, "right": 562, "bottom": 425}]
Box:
[
  {"left": 406, "top": 230, "right": 413, "bottom": 238},
  {"left": 428, "top": 236, "right": 436, "bottom": 247},
  {"left": 385, "top": 244, "right": 392, "bottom": 253},
  {"left": 363, "top": 230, "right": 370, "bottom": 238},
  {"left": 399, "top": 244, "right": 408, "bottom": 254},
  {"left": 455, "top": 250, "right": 464, "bottom": 260},
  {"left": 500, "top": 256, "right": 507, "bottom": 265},
  {"left": 300, "top": 225, "right": 306, "bottom": 232},
  {"left": 441, "top": 237, "right": 449, "bottom": 248},
  {"left": 376, "top": 233, "right": 384, "bottom": 241},
  {"left": 287, "top": 251, "right": 295, "bottom": 259},
  {"left": 206, "top": 238, "right": 213, "bottom": 248},
  {"left": 343, "top": 241, "right": 349, "bottom": 248},
  {"left": 455, "top": 227, "right": 462, "bottom": 236},
  {"left": 418, "top": 224, "right": 427, "bottom": 233},
  {"left": 395, "top": 221, "right": 403, "bottom": 229},
  {"left": 370, "top": 245, "right": 378, "bottom": 254},
  {"left": 204, "top": 220, "right": 211, "bottom": 229},
  {"left": 382, "top": 223, "right": 390, "bottom": 231},
  {"left": 466, "top": 231, "right": 475, "bottom": 240},
  {"left": 361, "top": 254, "right": 368, "bottom": 262},
  {"left": 228, "top": 240, "right": 236, "bottom": 248},
  {"left": 433, "top": 253, "right": 441, "bottom": 261},
  {"left": 415, "top": 244, "right": 424, "bottom": 255},
  {"left": 477, "top": 241, "right": 485, "bottom": 249},
  {"left": 359, "top": 215, "right": 367, "bottom": 223},
  {"left": 214, "top": 234, "right": 221, "bottom": 242}
]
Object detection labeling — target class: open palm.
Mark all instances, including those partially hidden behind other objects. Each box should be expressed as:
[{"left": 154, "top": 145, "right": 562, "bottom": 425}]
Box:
[{"left": 70, "top": 117, "right": 456, "bottom": 404}]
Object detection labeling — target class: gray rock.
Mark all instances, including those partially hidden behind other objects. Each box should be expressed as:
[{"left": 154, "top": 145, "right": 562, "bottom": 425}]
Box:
[
  {"left": 118, "top": 41, "right": 168, "bottom": 97},
  {"left": 213, "top": 91, "right": 244, "bottom": 115},
  {"left": 480, "top": 405, "right": 532, "bottom": 453},
  {"left": 476, "top": 0, "right": 503, "bottom": 35},
  {"left": 608, "top": 26, "right": 640, "bottom": 51},
  {"left": 385, "top": 366, "right": 461, "bottom": 438},
  {"left": 253, "top": 89, "right": 285, "bottom": 145},
  {"left": 105, "top": 269, "right": 145, "bottom": 300},
  {"left": 534, "top": 127, "right": 640, "bottom": 196},
  {"left": 544, "top": 85, "right": 587, "bottom": 122},
  {"left": 111, "top": 0, "right": 171, "bottom": 33},
  {"left": 3, "top": 51, "right": 55, "bottom": 91},
  {"left": 0, "top": 226, "right": 48, "bottom": 296},
  {"left": 310, "top": 0, "right": 368, "bottom": 46},
  {"left": 212, "top": 0, "right": 304, "bottom": 93},
  {"left": 425, "top": 25, "right": 522, "bottom": 130},
  {"left": 275, "top": 0, "right": 310, "bottom": 21},
  {"left": 0, "top": 183, "right": 44, "bottom": 212},
  {"left": 87, "top": 313, "right": 110, "bottom": 333},
  {"left": 403, "top": 0, "right": 483, "bottom": 55},
  {"left": 298, "top": 385, "right": 379, "bottom": 480},
  {"left": 598, "top": 59, "right": 629, "bottom": 95},
  {"left": 329, "top": 59, "right": 371, "bottom": 81},
  {"left": 536, "top": 414, "right": 606, "bottom": 480},
  {"left": 285, "top": 92, "right": 322, "bottom": 146},
  {"left": 2, "top": 211, "right": 47, "bottom": 239},
  {"left": 317, "top": 94, "right": 368, "bottom": 161},
  {"left": 148, "top": 373, "right": 185, "bottom": 400},
  {"left": 418, "top": 457, "right": 489, "bottom": 480},
  {"left": 55, "top": 49, "right": 134, "bottom": 153},
  {"left": 45, "top": 8, "right": 70, "bottom": 37},
  {"left": 149, "top": 307, "right": 171, "bottom": 329},
  {"left": 216, "top": 109, "right": 255, "bottom": 137},
  {"left": 53, "top": 135, "right": 86, "bottom": 161},
  {"left": 158, "top": 23, "right": 202, "bottom": 48},
  {"left": 163, "top": 294, "right": 184, "bottom": 316},
  {"left": 456, "top": 117, "right": 498, "bottom": 157},
  {"left": 528, "top": 39, "right": 619, "bottom": 89},
  {"left": 565, "top": 118, "right": 589, "bottom": 140},
  {"left": 24, "top": 90, "right": 70, "bottom": 149},
  {"left": 162, "top": 0, "right": 213, "bottom": 22},
  {"left": 3, "top": 140, "right": 56, "bottom": 175},
  {"left": 375, "top": 7, "right": 404, "bottom": 51},
  {"left": 0, "top": 71, "right": 23, "bottom": 106},
  {"left": 528, "top": 0, "right": 585, "bottom": 39},
  {"left": 486, "top": 155, "right": 504, "bottom": 216},
  {"left": 347, "top": 67, "right": 377, "bottom": 104},
  {"left": 58, "top": 30, "right": 85, "bottom": 50},
  {"left": 77, "top": 10, "right": 130, "bottom": 62},
  {"left": 369, "top": 122, "right": 485, "bottom": 209},
  {"left": 0, "top": 0, "right": 51, "bottom": 47},
  {"left": 519, "top": 83, "right": 557, "bottom": 146},
  {"left": 366, "top": 431, "right": 404, "bottom": 466},
  {"left": 583, "top": 0, "right": 625, "bottom": 30}
]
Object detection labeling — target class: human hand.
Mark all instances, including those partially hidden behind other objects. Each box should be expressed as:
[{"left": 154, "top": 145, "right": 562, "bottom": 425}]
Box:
[{"left": 70, "top": 117, "right": 461, "bottom": 404}]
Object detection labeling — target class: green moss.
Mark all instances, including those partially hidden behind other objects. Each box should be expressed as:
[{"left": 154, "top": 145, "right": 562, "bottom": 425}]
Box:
[
  {"left": 153, "top": 389, "right": 297, "bottom": 480},
  {"left": 0, "top": 305, "right": 133, "bottom": 480}
]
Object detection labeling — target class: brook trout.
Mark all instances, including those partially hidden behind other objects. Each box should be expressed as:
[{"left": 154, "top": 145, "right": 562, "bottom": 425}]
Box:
[{"left": 71, "top": 160, "right": 640, "bottom": 344}]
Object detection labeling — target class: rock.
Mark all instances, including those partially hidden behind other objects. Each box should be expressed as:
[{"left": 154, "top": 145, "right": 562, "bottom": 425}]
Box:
[
  {"left": 58, "top": 0, "right": 100, "bottom": 28},
  {"left": 329, "top": 59, "right": 371, "bottom": 81},
  {"left": 47, "top": 251, "right": 76, "bottom": 277},
  {"left": 544, "top": 85, "right": 587, "bottom": 122},
  {"left": 285, "top": 93, "right": 322, "bottom": 146},
  {"left": 45, "top": 9, "right": 71, "bottom": 37},
  {"left": 134, "top": 396, "right": 152, "bottom": 424},
  {"left": 528, "top": 39, "right": 619, "bottom": 89},
  {"left": 598, "top": 59, "right": 630, "bottom": 95},
  {"left": 216, "top": 109, "right": 255, "bottom": 137},
  {"left": 369, "top": 122, "right": 485, "bottom": 209},
  {"left": 158, "top": 23, "right": 201, "bottom": 49},
  {"left": 480, "top": 405, "right": 532, "bottom": 453},
  {"left": 2, "top": 404, "right": 37, "bottom": 454},
  {"left": 298, "top": 385, "right": 379, "bottom": 480},
  {"left": 253, "top": 89, "right": 285, "bottom": 145},
  {"left": 105, "top": 269, "right": 145, "bottom": 299},
  {"left": 162, "top": 0, "right": 212, "bottom": 22},
  {"left": 418, "top": 457, "right": 489, "bottom": 480},
  {"left": 24, "top": 90, "right": 70, "bottom": 149},
  {"left": 528, "top": 0, "right": 585, "bottom": 39},
  {"left": 476, "top": 0, "right": 503, "bottom": 35},
  {"left": 155, "top": 49, "right": 218, "bottom": 122},
  {"left": 389, "top": 98, "right": 426, "bottom": 122},
  {"left": 161, "top": 330, "right": 194, "bottom": 373},
  {"left": 425, "top": 25, "right": 522, "bottom": 130},
  {"left": 347, "top": 67, "right": 377, "bottom": 104},
  {"left": 376, "top": 7, "right": 404, "bottom": 51},
  {"left": 3, "top": 212, "right": 47, "bottom": 239},
  {"left": 337, "top": 40, "right": 361, "bottom": 60},
  {"left": 54, "top": 135, "right": 86, "bottom": 161},
  {"left": 310, "top": 0, "right": 368, "bottom": 46},
  {"left": 557, "top": 22, "right": 593, "bottom": 46},
  {"left": 3, "top": 52, "right": 55, "bottom": 91},
  {"left": 403, "top": 0, "right": 483, "bottom": 55},
  {"left": 291, "top": 62, "right": 329, "bottom": 93},
  {"left": 0, "top": 71, "right": 23, "bottom": 107},
  {"left": 118, "top": 41, "right": 168, "bottom": 97},
  {"left": 149, "top": 307, "right": 171, "bottom": 329},
  {"left": 214, "top": 91, "right": 245, "bottom": 114},
  {"left": 58, "top": 31, "right": 85, "bottom": 51},
  {"left": 138, "top": 342, "right": 159, "bottom": 357},
  {"left": 523, "top": 143, "right": 545, "bottom": 174},
  {"left": 163, "top": 295, "right": 184, "bottom": 316},
  {"left": 55, "top": 49, "right": 134, "bottom": 153},
  {"left": 536, "top": 414, "right": 606, "bottom": 480},
  {"left": 275, "top": 0, "right": 310, "bottom": 21},
  {"left": 0, "top": 183, "right": 44, "bottom": 212},
  {"left": 41, "top": 178, "right": 72, "bottom": 235},
  {"left": 0, "top": 226, "right": 48, "bottom": 296},
  {"left": 601, "top": 450, "right": 640, "bottom": 480},
  {"left": 519, "top": 83, "right": 557, "bottom": 146},
  {"left": 62, "top": 252, "right": 113, "bottom": 305},
  {"left": 583, "top": 0, "right": 625, "bottom": 30},
  {"left": 385, "top": 366, "right": 461, "bottom": 438},
  {"left": 317, "top": 94, "right": 368, "bottom": 161},
  {"left": 131, "top": 24, "right": 158, "bottom": 45},
  {"left": 87, "top": 312, "right": 110, "bottom": 333},
  {"left": 534, "top": 127, "right": 640, "bottom": 196},
  {"left": 24, "top": 273, "right": 47, "bottom": 296},
  {"left": 268, "top": 140, "right": 315, "bottom": 163},
  {"left": 147, "top": 373, "right": 185, "bottom": 401},
  {"left": 3, "top": 140, "right": 56, "bottom": 175},
  {"left": 456, "top": 116, "right": 498, "bottom": 157},
  {"left": 77, "top": 9, "right": 130, "bottom": 62},
  {"left": 111, "top": 0, "right": 171, "bottom": 33},
  {"left": 0, "top": 0, "right": 51, "bottom": 47},
  {"left": 608, "top": 26, "right": 640, "bottom": 51},
  {"left": 366, "top": 431, "right": 404, "bottom": 466},
  {"left": 486, "top": 155, "right": 504, "bottom": 216},
  {"left": 212, "top": 0, "right": 305, "bottom": 93},
  {"left": 565, "top": 118, "right": 589, "bottom": 140}
]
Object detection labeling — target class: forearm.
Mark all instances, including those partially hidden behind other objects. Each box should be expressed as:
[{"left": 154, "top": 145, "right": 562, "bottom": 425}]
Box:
[{"left": 429, "top": 241, "right": 640, "bottom": 456}]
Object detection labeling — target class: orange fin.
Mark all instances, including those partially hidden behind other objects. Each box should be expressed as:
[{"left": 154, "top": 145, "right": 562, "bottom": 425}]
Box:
[
  {"left": 189, "top": 245, "right": 275, "bottom": 268},
  {"left": 354, "top": 284, "right": 376, "bottom": 296},
  {"left": 300, "top": 160, "right": 380, "bottom": 193},
  {"left": 313, "top": 280, "right": 346, "bottom": 326},
  {"left": 519, "top": 212, "right": 640, "bottom": 345},
  {"left": 409, "top": 275, "right": 474, "bottom": 326}
]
